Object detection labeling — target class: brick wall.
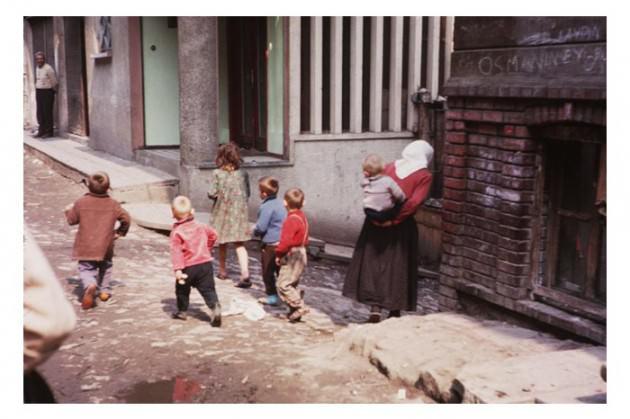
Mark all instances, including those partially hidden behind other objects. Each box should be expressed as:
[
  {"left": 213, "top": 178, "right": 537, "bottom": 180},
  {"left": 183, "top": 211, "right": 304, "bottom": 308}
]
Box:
[
  {"left": 438, "top": 17, "right": 606, "bottom": 343},
  {"left": 438, "top": 95, "right": 606, "bottom": 317},
  {"left": 439, "top": 97, "right": 545, "bottom": 310}
]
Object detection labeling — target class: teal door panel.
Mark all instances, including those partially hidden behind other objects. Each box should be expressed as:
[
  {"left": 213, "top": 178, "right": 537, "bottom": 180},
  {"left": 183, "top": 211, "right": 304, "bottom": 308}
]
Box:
[{"left": 142, "top": 17, "right": 180, "bottom": 147}]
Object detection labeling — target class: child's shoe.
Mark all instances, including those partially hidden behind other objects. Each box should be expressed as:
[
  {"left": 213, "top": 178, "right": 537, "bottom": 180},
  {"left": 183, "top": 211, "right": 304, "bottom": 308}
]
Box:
[
  {"left": 81, "top": 284, "right": 97, "bottom": 310},
  {"left": 171, "top": 311, "right": 187, "bottom": 320},
  {"left": 257, "top": 294, "right": 279, "bottom": 306},
  {"left": 98, "top": 292, "right": 111, "bottom": 302},
  {"left": 288, "top": 306, "right": 309, "bottom": 323},
  {"left": 209, "top": 303, "right": 222, "bottom": 327},
  {"left": 235, "top": 277, "right": 252, "bottom": 288}
]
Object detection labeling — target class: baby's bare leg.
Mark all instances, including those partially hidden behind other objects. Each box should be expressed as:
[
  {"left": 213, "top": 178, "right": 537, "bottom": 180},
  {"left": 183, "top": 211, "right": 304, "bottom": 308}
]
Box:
[{"left": 234, "top": 242, "right": 249, "bottom": 279}]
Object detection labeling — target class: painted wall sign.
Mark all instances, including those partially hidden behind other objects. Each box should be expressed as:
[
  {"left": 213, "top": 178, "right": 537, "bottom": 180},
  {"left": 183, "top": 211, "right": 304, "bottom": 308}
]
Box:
[
  {"left": 451, "top": 44, "right": 606, "bottom": 79},
  {"left": 455, "top": 17, "right": 606, "bottom": 50}
]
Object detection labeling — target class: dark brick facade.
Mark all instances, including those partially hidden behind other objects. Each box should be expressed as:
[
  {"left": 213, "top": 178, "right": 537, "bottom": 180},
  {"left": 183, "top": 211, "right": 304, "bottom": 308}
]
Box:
[{"left": 438, "top": 17, "right": 606, "bottom": 344}]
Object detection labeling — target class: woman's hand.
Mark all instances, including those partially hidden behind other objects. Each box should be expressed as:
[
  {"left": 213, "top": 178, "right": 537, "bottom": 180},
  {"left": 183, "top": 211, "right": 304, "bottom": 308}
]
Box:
[{"left": 371, "top": 220, "right": 394, "bottom": 227}]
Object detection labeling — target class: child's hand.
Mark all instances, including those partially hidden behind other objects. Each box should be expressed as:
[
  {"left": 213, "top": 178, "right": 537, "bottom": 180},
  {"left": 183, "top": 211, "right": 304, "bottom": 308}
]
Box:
[
  {"left": 113, "top": 232, "right": 121, "bottom": 240},
  {"left": 64, "top": 203, "right": 74, "bottom": 212},
  {"left": 175, "top": 270, "right": 188, "bottom": 285},
  {"left": 275, "top": 257, "right": 281, "bottom": 266}
]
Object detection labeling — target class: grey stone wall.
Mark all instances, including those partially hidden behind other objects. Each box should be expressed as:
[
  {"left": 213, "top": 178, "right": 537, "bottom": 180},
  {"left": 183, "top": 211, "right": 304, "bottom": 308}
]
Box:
[
  {"left": 23, "top": 21, "right": 37, "bottom": 130},
  {"left": 184, "top": 138, "right": 413, "bottom": 246},
  {"left": 85, "top": 17, "right": 135, "bottom": 160}
]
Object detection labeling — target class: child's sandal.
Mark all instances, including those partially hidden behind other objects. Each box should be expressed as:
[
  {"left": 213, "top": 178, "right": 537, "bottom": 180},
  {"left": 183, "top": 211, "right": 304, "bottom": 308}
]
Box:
[{"left": 235, "top": 278, "right": 252, "bottom": 288}]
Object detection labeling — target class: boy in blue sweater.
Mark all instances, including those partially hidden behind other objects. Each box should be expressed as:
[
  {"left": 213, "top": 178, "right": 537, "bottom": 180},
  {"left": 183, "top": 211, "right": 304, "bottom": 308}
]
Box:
[{"left": 253, "top": 176, "right": 287, "bottom": 305}]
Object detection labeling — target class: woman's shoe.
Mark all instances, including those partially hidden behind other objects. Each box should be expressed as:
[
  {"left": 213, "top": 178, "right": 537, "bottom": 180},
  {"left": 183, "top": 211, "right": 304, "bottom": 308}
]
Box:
[
  {"left": 368, "top": 313, "right": 381, "bottom": 323},
  {"left": 388, "top": 310, "right": 401, "bottom": 318},
  {"left": 368, "top": 305, "right": 381, "bottom": 323}
]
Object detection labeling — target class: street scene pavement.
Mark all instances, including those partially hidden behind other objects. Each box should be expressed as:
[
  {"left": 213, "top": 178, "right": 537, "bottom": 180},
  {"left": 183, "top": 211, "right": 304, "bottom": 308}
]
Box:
[{"left": 24, "top": 150, "right": 440, "bottom": 403}]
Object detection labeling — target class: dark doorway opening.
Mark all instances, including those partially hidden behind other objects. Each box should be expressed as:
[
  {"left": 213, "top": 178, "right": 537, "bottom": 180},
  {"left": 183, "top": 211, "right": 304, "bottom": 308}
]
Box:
[
  {"left": 540, "top": 125, "right": 606, "bottom": 310},
  {"left": 64, "top": 17, "right": 90, "bottom": 137},
  {"left": 226, "top": 17, "right": 267, "bottom": 152}
]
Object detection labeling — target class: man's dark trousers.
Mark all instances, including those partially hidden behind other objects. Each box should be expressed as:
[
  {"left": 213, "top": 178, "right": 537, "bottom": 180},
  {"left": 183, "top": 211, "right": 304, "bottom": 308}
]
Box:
[{"left": 36, "top": 88, "right": 55, "bottom": 136}]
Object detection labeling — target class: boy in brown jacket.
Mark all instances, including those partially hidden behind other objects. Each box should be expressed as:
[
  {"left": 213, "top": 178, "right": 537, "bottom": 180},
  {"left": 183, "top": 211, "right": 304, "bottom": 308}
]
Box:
[{"left": 64, "top": 172, "right": 130, "bottom": 310}]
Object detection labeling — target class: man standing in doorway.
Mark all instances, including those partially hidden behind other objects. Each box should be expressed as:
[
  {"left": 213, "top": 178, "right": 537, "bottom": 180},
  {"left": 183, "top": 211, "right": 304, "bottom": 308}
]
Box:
[{"left": 34, "top": 51, "right": 58, "bottom": 138}]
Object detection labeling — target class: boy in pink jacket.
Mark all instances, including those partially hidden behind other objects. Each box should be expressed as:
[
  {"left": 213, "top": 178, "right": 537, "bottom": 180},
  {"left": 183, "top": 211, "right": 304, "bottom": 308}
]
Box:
[{"left": 170, "top": 196, "right": 221, "bottom": 327}]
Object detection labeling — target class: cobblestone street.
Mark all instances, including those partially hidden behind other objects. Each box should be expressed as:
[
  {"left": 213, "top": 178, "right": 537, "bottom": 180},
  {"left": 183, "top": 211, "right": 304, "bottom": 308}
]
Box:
[{"left": 24, "top": 150, "right": 440, "bottom": 403}]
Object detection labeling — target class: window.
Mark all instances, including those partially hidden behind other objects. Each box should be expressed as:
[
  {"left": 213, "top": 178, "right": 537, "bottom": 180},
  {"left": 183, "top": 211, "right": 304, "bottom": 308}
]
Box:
[
  {"left": 219, "top": 17, "right": 285, "bottom": 156},
  {"left": 543, "top": 135, "right": 606, "bottom": 304},
  {"left": 296, "top": 16, "right": 454, "bottom": 139}
]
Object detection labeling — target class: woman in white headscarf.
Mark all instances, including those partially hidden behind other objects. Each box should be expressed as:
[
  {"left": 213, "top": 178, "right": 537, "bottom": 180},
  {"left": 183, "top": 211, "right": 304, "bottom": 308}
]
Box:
[{"left": 343, "top": 140, "right": 434, "bottom": 322}]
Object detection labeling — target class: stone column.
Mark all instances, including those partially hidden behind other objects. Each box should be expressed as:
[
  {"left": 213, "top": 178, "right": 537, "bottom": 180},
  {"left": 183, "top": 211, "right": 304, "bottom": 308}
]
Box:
[
  {"left": 52, "top": 16, "right": 69, "bottom": 136},
  {"left": 178, "top": 17, "right": 219, "bottom": 168},
  {"left": 177, "top": 17, "right": 220, "bottom": 206}
]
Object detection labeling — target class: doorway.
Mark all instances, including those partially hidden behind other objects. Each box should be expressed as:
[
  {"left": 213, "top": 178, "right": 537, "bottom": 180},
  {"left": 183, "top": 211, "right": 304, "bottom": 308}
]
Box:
[
  {"left": 226, "top": 17, "right": 267, "bottom": 152},
  {"left": 142, "top": 17, "right": 180, "bottom": 147},
  {"left": 64, "top": 17, "right": 89, "bottom": 136},
  {"left": 541, "top": 127, "right": 606, "bottom": 308}
]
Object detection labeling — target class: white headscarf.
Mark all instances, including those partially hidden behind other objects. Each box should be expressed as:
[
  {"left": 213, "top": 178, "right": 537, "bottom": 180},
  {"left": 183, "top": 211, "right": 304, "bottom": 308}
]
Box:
[{"left": 394, "top": 140, "right": 434, "bottom": 179}]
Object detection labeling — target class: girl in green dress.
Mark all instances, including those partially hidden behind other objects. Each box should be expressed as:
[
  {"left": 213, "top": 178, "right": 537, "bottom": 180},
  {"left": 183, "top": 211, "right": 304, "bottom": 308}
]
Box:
[{"left": 208, "top": 143, "right": 252, "bottom": 287}]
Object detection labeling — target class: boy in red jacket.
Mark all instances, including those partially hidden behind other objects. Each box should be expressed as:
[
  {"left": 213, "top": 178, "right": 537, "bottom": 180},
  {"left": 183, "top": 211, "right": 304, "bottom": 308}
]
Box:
[
  {"left": 64, "top": 171, "right": 130, "bottom": 310},
  {"left": 170, "top": 196, "right": 221, "bottom": 327},
  {"left": 275, "top": 188, "right": 309, "bottom": 322}
]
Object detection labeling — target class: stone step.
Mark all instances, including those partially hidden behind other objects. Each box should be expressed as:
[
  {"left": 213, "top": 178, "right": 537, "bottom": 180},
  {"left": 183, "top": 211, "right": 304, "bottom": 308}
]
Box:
[
  {"left": 535, "top": 388, "right": 606, "bottom": 404},
  {"left": 24, "top": 133, "right": 178, "bottom": 204},
  {"left": 134, "top": 148, "right": 180, "bottom": 178},
  {"left": 338, "top": 312, "right": 585, "bottom": 403},
  {"left": 452, "top": 346, "right": 606, "bottom": 403}
]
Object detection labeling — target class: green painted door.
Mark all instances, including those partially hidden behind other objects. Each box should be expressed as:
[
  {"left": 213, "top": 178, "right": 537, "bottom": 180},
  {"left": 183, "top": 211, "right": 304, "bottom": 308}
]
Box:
[{"left": 142, "top": 17, "right": 180, "bottom": 147}]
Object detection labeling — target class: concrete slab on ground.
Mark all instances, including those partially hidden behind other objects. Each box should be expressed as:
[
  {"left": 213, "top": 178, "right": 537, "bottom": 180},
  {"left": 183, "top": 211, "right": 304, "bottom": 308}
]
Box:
[
  {"left": 24, "top": 133, "right": 178, "bottom": 204},
  {"left": 337, "top": 313, "right": 600, "bottom": 403},
  {"left": 453, "top": 346, "right": 606, "bottom": 403}
]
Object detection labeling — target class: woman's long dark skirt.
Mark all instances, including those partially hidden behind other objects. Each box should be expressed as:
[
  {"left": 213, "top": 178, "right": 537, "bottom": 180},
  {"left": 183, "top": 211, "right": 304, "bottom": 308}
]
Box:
[{"left": 342, "top": 217, "right": 418, "bottom": 311}]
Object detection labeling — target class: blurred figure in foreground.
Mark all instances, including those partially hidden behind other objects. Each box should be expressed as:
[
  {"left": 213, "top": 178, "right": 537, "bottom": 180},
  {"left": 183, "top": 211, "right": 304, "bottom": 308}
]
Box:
[{"left": 24, "top": 229, "right": 76, "bottom": 403}]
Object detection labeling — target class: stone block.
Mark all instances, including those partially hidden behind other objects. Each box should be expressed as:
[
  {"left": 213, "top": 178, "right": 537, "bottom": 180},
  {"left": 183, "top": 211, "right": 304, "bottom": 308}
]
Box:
[
  {"left": 453, "top": 347, "right": 606, "bottom": 403},
  {"left": 339, "top": 313, "right": 583, "bottom": 403}
]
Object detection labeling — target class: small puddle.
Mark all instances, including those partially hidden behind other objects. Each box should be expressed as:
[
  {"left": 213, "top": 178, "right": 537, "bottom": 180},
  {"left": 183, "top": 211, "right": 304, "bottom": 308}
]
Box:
[{"left": 120, "top": 377, "right": 201, "bottom": 403}]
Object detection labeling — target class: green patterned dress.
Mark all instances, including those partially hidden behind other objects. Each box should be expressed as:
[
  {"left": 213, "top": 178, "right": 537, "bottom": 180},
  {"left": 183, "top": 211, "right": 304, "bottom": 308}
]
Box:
[{"left": 208, "top": 168, "right": 251, "bottom": 244}]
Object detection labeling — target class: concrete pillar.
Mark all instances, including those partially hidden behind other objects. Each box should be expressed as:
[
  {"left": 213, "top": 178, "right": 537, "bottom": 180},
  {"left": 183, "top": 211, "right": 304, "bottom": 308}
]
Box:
[
  {"left": 178, "top": 17, "right": 220, "bottom": 169},
  {"left": 52, "top": 16, "right": 68, "bottom": 136},
  {"left": 426, "top": 17, "right": 441, "bottom": 100},
  {"left": 388, "top": 17, "right": 403, "bottom": 132},
  {"left": 330, "top": 17, "right": 343, "bottom": 135},
  {"left": 309, "top": 17, "right": 323, "bottom": 134},
  {"left": 288, "top": 17, "right": 301, "bottom": 138},
  {"left": 23, "top": 20, "right": 37, "bottom": 129},
  {"left": 369, "top": 17, "right": 383, "bottom": 133},
  {"left": 349, "top": 17, "right": 363, "bottom": 134},
  {"left": 407, "top": 17, "right": 422, "bottom": 132}
]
